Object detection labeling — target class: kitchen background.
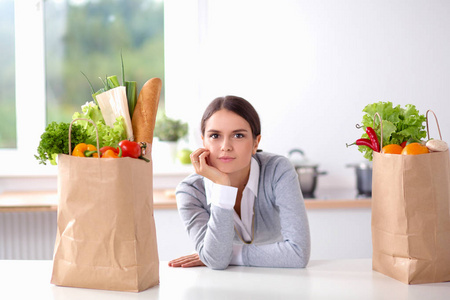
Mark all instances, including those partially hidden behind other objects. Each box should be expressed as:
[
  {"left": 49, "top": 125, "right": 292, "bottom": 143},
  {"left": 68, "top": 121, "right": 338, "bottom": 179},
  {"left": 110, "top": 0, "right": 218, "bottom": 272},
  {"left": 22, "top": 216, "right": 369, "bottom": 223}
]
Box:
[
  {"left": 165, "top": 0, "right": 450, "bottom": 191},
  {"left": 1, "top": 0, "right": 450, "bottom": 261}
]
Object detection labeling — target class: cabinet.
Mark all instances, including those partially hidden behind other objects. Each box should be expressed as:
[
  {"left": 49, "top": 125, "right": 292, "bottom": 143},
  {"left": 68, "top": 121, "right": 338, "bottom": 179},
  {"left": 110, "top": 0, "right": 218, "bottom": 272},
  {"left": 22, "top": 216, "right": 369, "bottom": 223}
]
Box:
[{"left": 0, "top": 190, "right": 372, "bottom": 260}]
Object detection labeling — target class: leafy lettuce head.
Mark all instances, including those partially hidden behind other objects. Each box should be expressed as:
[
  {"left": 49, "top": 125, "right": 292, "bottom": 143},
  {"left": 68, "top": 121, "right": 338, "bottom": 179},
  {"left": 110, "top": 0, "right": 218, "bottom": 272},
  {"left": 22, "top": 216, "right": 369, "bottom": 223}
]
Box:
[
  {"left": 72, "top": 101, "right": 127, "bottom": 148},
  {"left": 359, "top": 101, "right": 426, "bottom": 160}
]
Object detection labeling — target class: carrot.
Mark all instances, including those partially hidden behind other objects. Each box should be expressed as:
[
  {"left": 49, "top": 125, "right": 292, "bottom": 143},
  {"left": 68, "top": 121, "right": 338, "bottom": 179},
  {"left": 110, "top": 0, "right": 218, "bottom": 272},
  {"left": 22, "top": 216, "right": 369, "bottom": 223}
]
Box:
[{"left": 132, "top": 78, "right": 162, "bottom": 143}]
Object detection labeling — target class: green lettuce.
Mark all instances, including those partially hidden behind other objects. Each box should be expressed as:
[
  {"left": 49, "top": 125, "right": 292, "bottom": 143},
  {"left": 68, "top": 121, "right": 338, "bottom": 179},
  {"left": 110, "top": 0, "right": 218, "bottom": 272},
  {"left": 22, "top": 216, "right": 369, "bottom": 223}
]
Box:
[
  {"left": 72, "top": 101, "right": 127, "bottom": 148},
  {"left": 358, "top": 101, "right": 427, "bottom": 160}
]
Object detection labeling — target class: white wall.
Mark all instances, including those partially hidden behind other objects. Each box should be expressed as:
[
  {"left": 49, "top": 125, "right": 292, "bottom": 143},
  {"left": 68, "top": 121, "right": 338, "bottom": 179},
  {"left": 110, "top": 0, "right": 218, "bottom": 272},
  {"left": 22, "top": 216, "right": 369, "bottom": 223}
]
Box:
[{"left": 165, "top": 0, "right": 450, "bottom": 191}]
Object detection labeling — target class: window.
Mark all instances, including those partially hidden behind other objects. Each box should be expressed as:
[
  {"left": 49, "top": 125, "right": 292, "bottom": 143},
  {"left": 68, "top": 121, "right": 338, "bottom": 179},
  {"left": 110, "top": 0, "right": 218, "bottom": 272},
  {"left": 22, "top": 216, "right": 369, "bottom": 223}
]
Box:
[
  {"left": 44, "top": 0, "right": 165, "bottom": 123},
  {"left": 0, "top": 0, "right": 16, "bottom": 149},
  {"left": 0, "top": 0, "right": 164, "bottom": 176}
]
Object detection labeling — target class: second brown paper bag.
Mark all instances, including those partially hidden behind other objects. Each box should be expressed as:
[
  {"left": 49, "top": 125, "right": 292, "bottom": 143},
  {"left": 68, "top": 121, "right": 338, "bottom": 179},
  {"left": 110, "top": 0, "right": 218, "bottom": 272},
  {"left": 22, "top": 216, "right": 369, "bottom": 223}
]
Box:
[{"left": 372, "top": 148, "right": 450, "bottom": 284}]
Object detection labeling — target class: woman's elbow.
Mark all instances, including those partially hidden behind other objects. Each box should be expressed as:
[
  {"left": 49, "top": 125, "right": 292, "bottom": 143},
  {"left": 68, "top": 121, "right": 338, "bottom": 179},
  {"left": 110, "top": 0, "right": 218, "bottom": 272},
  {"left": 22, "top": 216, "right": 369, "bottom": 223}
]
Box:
[
  {"left": 287, "top": 254, "right": 309, "bottom": 268},
  {"left": 204, "top": 259, "right": 230, "bottom": 270},
  {"left": 296, "top": 256, "right": 309, "bottom": 268},
  {"left": 199, "top": 252, "right": 231, "bottom": 270},
  {"left": 290, "top": 242, "right": 310, "bottom": 268},
  {"left": 208, "top": 262, "right": 229, "bottom": 270}
]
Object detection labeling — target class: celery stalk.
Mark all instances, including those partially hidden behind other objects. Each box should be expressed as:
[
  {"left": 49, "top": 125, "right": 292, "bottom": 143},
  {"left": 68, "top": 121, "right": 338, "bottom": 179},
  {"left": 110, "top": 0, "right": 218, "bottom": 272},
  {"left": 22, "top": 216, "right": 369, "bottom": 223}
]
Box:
[{"left": 125, "top": 81, "right": 137, "bottom": 118}]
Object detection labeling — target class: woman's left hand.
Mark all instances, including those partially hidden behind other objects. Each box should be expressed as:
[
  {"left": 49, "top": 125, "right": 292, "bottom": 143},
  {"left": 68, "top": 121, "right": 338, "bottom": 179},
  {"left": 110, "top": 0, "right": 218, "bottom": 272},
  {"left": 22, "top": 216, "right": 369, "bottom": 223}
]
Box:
[
  {"left": 190, "top": 148, "right": 231, "bottom": 186},
  {"left": 168, "top": 253, "right": 206, "bottom": 268}
]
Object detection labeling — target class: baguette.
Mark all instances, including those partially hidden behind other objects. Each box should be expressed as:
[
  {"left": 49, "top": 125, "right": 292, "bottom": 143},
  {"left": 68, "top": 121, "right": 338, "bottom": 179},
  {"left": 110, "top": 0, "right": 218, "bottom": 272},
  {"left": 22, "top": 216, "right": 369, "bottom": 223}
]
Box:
[{"left": 132, "top": 78, "right": 162, "bottom": 143}]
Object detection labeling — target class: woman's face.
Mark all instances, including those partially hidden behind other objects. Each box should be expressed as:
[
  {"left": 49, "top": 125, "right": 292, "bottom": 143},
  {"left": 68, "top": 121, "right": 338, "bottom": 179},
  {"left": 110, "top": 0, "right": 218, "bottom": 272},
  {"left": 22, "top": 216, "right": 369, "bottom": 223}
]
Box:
[{"left": 202, "top": 109, "right": 261, "bottom": 176}]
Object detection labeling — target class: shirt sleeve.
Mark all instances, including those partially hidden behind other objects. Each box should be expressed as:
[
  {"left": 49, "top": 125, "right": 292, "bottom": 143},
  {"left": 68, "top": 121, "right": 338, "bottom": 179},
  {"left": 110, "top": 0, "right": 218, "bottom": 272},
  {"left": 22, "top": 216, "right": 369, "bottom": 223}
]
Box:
[
  {"left": 207, "top": 182, "right": 238, "bottom": 210},
  {"left": 240, "top": 157, "right": 311, "bottom": 268},
  {"left": 176, "top": 179, "right": 238, "bottom": 270},
  {"left": 230, "top": 244, "right": 244, "bottom": 265}
]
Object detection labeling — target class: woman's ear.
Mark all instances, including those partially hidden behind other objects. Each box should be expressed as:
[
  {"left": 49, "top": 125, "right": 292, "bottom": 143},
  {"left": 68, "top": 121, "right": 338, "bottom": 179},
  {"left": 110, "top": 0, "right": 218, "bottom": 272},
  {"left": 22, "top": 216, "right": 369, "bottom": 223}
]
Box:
[{"left": 253, "top": 135, "right": 262, "bottom": 155}]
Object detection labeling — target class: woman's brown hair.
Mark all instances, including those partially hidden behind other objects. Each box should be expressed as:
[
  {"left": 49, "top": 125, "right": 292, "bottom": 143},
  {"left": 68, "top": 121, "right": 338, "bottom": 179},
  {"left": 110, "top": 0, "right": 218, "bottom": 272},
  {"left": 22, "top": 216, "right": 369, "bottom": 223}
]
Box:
[{"left": 200, "top": 95, "right": 261, "bottom": 139}]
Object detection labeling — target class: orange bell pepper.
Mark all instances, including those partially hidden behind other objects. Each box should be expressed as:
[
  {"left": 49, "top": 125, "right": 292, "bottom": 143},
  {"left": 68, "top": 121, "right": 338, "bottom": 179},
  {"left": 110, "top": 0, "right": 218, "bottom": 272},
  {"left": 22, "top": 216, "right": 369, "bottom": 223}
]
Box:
[
  {"left": 102, "top": 146, "right": 122, "bottom": 158},
  {"left": 72, "top": 143, "right": 98, "bottom": 157}
]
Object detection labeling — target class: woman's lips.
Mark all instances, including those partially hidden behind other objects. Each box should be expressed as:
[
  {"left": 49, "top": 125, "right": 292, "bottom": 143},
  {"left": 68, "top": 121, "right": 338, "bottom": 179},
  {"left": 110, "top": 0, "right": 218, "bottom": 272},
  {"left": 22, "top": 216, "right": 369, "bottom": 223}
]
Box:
[{"left": 218, "top": 156, "right": 235, "bottom": 163}]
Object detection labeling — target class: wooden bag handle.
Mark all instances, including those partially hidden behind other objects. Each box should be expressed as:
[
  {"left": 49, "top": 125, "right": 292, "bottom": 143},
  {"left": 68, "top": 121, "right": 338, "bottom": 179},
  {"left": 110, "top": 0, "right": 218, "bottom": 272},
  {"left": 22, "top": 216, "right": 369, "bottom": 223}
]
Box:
[
  {"left": 68, "top": 118, "right": 100, "bottom": 158},
  {"left": 426, "top": 110, "right": 443, "bottom": 140}
]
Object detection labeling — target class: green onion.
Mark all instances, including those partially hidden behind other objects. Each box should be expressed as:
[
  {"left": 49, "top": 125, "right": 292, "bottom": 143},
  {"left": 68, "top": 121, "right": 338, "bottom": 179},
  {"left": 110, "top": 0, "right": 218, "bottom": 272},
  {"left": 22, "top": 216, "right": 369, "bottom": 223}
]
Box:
[
  {"left": 81, "top": 71, "right": 99, "bottom": 106},
  {"left": 125, "top": 80, "right": 137, "bottom": 117},
  {"left": 99, "top": 76, "right": 109, "bottom": 91},
  {"left": 81, "top": 52, "right": 137, "bottom": 120},
  {"left": 107, "top": 75, "right": 120, "bottom": 89},
  {"left": 121, "top": 50, "right": 125, "bottom": 86},
  {"left": 120, "top": 51, "right": 136, "bottom": 117},
  {"left": 92, "top": 90, "right": 104, "bottom": 103}
]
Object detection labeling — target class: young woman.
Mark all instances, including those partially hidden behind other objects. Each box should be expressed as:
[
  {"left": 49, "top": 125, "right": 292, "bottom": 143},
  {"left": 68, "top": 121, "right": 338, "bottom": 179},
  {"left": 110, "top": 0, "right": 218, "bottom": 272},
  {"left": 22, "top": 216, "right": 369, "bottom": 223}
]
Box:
[{"left": 168, "top": 96, "right": 310, "bottom": 269}]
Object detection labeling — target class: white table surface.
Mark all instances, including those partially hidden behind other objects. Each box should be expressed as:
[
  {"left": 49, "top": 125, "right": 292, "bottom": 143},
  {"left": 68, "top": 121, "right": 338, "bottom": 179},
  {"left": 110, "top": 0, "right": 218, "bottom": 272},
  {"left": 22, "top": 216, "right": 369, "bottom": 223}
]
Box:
[{"left": 1, "top": 259, "right": 449, "bottom": 300}]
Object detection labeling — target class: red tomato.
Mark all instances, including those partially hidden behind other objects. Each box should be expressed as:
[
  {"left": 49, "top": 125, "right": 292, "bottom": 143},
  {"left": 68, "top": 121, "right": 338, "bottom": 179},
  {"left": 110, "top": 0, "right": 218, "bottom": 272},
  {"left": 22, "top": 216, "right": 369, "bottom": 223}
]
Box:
[{"left": 119, "top": 140, "right": 141, "bottom": 158}]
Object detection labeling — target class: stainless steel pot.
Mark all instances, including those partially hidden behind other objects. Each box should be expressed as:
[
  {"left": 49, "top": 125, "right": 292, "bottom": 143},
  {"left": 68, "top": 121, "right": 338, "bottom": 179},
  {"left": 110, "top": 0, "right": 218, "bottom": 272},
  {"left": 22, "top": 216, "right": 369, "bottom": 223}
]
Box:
[
  {"left": 288, "top": 149, "right": 327, "bottom": 198},
  {"left": 346, "top": 161, "right": 372, "bottom": 196}
]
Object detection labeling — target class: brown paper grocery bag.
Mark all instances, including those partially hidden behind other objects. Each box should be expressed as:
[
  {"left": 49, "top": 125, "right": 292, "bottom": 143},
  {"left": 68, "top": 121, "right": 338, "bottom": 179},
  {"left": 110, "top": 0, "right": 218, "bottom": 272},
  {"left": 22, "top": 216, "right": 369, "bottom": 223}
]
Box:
[
  {"left": 371, "top": 111, "right": 450, "bottom": 284},
  {"left": 51, "top": 137, "right": 159, "bottom": 291}
]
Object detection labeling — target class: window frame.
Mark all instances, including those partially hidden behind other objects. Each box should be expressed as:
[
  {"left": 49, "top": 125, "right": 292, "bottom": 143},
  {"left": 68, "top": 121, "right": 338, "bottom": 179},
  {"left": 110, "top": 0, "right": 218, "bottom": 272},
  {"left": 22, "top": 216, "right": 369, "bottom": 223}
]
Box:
[
  {"left": 0, "top": 0, "right": 195, "bottom": 178},
  {"left": 0, "top": 1, "right": 54, "bottom": 177}
]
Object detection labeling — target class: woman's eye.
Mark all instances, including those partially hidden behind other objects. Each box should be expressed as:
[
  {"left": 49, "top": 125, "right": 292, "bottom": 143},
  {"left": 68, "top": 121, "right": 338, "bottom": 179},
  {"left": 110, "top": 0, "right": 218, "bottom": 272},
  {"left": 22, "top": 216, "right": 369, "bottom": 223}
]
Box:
[
  {"left": 234, "top": 133, "right": 244, "bottom": 138},
  {"left": 210, "top": 133, "right": 219, "bottom": 139}
]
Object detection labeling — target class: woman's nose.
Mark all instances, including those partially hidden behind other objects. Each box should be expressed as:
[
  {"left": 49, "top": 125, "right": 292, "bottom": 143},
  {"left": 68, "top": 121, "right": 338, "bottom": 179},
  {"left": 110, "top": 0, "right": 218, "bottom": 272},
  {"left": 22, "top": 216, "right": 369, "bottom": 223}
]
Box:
[{"left": 221, "top": 138, "right": 232, "bottom": 151}]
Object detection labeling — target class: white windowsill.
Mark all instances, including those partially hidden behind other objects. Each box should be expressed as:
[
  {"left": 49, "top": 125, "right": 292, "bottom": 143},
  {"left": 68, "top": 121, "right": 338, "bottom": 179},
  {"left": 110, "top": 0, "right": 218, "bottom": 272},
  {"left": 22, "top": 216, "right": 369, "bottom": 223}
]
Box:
[{"left": 0, "top": 160, "right": 193, "bottom": 192}]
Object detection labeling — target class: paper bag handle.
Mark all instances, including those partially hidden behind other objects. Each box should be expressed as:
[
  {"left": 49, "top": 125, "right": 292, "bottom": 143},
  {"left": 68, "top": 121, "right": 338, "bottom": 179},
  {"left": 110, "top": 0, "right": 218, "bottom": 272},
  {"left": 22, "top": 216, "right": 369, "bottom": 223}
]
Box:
[
  {"left": 68, "top": 118, "right": 100, "bottom": 157},
  {"left": 426, "top": 110, "right": 443, "bottom": 140},
  {"left": 373, "top": 110, "right": 442, "bottom": 151},
  {"left": 373, "top": 113, "right": 383, "bottom": 149}
]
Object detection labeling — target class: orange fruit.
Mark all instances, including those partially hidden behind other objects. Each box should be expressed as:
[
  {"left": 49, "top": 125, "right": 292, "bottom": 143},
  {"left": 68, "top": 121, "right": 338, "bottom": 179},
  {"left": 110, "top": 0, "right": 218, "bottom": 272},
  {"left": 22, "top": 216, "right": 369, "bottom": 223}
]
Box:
[
  {"left": 382, "top": 144, "right": 403, "bottom": 154},
  {"left": 401, "top": 142, "right": 429, "bottom": 155}
]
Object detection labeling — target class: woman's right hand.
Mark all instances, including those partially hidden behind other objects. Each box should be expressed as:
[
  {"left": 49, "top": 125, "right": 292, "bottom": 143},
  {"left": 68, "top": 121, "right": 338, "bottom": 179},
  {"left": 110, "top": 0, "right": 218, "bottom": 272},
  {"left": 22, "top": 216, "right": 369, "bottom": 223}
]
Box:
[
  {"left": 190, "top": 148, "right": 231, "bottom": 186},
  {"left": 168, "top": 253, "right": 206, "bottom": 268}
]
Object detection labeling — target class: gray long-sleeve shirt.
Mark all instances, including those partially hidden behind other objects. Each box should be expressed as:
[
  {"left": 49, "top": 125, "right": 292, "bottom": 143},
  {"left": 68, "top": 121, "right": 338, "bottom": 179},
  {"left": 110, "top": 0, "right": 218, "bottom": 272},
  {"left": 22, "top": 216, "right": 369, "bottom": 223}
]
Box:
[{"left": 175, "top": 151, "right": 311, "bottom": 270}]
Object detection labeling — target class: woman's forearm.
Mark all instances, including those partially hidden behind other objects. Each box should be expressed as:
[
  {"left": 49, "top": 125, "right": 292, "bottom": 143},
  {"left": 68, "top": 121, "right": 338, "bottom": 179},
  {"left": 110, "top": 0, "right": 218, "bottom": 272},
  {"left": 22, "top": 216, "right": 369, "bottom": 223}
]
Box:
[
  {"left": 195, "top": 205, "right": 235, "bottom": 269},
  {"left": 241, "top": 238, "right": 311, "bottom": 268}
]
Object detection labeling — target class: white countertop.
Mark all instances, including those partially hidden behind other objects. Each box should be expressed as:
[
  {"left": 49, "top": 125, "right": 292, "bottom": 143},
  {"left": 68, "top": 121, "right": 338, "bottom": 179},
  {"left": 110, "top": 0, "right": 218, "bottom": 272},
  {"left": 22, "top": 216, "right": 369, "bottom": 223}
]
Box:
[{"left": 1, "top": 259, "right": 449, "bottom": 299}]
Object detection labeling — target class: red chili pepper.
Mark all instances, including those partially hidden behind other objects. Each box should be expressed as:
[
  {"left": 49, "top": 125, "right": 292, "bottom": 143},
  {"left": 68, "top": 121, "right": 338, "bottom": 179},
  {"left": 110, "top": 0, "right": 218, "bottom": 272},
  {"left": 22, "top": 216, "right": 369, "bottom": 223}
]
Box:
[
  {"left": 346, "top": 138, "right": 376, "bottom": 151},
  {"left": 356, "top": 138, "right": 376, "bottom": 151},
  {"left": 366, "top": 127, "right": 380, "bottom": 152},
  {"left": 119, "top": 140, "right": 141, "bottom": 158}
]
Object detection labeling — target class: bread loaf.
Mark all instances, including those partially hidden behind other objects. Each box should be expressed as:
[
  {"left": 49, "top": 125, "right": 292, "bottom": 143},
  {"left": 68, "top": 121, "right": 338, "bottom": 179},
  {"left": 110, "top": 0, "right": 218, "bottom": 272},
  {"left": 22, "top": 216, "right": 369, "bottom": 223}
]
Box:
[{"left": 132, "top": 78, "right": 162, "bottom": 143}]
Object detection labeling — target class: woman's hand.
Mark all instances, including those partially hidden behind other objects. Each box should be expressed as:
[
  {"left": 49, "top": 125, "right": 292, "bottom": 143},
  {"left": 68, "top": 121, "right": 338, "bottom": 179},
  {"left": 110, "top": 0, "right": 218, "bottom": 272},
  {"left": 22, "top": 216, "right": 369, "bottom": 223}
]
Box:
[
  {"left": 168, "top": 253, "right": 206, "bottom": 268},
  {"left": 191, "top": 148, "right": 231, "bottom": 186}
]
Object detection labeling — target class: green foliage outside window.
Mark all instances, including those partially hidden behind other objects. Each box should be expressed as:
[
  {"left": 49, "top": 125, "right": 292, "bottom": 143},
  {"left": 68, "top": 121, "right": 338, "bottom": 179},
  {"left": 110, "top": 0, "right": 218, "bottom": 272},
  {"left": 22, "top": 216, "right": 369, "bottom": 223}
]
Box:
[
  {"left": 154, "top": 114, "right": 189, "bottom": 142},
  {"left": 0, "top": 0, "right": 16, "bottom": 148},
  {"left": 44, "top": 0, "right": 165, "bottom": 123}
]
